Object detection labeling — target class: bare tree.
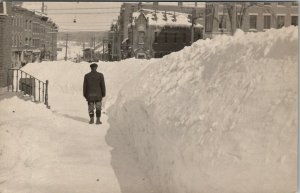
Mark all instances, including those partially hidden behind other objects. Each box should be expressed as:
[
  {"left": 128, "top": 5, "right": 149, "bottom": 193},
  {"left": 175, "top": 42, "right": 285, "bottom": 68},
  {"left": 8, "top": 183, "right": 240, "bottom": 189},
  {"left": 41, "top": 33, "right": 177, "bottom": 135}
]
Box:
[{"left": 206, "top": 2, "right": 277, "bottom": 36}]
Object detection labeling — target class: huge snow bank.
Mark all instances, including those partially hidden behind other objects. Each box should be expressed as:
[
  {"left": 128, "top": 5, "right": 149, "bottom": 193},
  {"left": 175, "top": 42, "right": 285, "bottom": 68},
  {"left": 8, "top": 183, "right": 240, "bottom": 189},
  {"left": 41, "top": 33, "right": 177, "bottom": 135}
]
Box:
[{"left": 107, "top": 27, "right": 298, "bottom": 193}]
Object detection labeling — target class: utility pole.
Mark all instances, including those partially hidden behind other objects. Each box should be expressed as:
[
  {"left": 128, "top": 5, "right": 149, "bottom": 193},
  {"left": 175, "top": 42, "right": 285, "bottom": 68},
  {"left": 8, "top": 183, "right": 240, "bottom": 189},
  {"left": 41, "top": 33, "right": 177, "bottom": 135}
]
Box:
[
  {"left": 191, "top": 8, "right": 196, "bottom": 44},
  {"left": 102, "top": 38, "right": 105, "bottom": 61},
  {"left": 42, "top": 2, "right": 45, "bottom": 13},
  {"left": 64, "top": 33, "right": 69, "bottom": 61},
  {"left": 112, "top": 32, "right": 114, "bottom": 61},
  {"left": 93, "top": 35, "right": 95, "bottom": 50}
]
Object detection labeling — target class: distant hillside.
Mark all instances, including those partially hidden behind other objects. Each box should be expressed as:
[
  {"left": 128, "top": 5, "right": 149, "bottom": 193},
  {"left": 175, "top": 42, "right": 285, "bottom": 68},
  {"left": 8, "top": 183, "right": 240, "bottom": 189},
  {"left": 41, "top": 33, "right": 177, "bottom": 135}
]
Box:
[{"left": 57, "top": 31, "right": 109, "bottom": 44}]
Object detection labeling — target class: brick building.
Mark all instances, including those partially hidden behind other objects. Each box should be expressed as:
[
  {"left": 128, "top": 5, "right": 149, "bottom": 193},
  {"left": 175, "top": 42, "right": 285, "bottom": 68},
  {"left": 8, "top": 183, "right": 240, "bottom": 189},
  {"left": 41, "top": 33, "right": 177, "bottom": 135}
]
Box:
[
  {"left": 11, "top": 6, "right": 58, "bottom": 68},
  {"left": 0, "top": 1, "right": 12, "bottom": 87},
  {"left": 126, "top": 9, "right": 203, "bottom": 59},
  {"left": 0, "top": 2, "right": 58, "bottom": 87},
  {"left": 205, "top": 2, "right": 298, "bottom": 38}
]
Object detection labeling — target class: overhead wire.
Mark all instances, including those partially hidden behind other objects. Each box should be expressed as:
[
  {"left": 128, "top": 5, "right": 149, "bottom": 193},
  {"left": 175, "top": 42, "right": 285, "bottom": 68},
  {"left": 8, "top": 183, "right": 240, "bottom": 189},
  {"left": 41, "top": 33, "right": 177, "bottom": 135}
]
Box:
[{"left": 42, "top": 12, "right": 120, "bottom": 14}]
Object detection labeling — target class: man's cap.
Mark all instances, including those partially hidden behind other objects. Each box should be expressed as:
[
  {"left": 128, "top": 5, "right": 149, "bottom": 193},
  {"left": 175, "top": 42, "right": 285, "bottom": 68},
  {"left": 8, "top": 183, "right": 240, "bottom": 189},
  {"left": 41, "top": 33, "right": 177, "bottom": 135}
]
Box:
[{"left": 90, "top": 63, "right": 98, "bottom": 68}]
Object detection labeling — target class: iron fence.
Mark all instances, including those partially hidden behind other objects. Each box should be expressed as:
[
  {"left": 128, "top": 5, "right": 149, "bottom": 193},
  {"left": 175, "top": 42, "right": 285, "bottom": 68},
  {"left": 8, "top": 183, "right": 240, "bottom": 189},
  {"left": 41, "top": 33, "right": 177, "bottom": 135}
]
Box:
[{"left": 7, "top": 68, "right": 50, "bottom": 108}]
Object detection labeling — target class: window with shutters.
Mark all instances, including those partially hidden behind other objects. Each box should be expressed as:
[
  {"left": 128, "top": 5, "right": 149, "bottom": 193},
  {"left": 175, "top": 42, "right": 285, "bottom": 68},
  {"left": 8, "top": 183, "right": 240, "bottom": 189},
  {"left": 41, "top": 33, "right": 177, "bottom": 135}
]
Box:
[
  {"left": 291, "top": 16, "right": 298, "bottom": 26},
  {"left": 264, "top": 15, "right": 271, "bottom": 29},
  {"left": 219, "top": 15, "right": 227, "bottom": 29},
  {"left": 277, "top": 15, "right": 285, "bottom": 28},
  {"left": 249, "top": 15, "right": 257, "bottom": 29}
]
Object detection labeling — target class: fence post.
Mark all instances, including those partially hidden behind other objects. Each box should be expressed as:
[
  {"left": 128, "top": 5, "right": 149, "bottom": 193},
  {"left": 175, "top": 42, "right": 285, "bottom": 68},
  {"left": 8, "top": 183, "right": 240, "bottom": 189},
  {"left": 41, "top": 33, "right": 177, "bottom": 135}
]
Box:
[
  {"left": 39, "top": 81, "right": 41, "bottom": 102},
  {"left": 33, "top": 78, "right": 36, "bottom": 102},
  {"left": 7, "top": 70, "right": 9, "bottom": 92},
  {"left": 42, "top": 83, "right": 45, "bottom": 102},
  {"left": 45, "top": 80, "right": 49, "bottom": 108},
  {"left": 12, "top": 70, "right": 14, "bottom": 92},
  {"left": 16, "top": 70, "right": 18, "bottom": 92}
]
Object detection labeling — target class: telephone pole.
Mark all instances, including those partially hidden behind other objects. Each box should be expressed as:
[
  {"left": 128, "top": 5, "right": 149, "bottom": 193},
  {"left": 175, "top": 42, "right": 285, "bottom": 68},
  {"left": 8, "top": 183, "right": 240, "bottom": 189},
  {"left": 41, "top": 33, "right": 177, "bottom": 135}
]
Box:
[
  {"left": 102, "top": 38, "right": 105, "bottom": 61},
  {"left": 64, "top": 33, "right": 69, "bottom": 61},
  {"left": 42, "top": 2, "right": 45, "bottom": 13},
  {"left": 191, "top": 8, "right": 196, "bottom": 44}
]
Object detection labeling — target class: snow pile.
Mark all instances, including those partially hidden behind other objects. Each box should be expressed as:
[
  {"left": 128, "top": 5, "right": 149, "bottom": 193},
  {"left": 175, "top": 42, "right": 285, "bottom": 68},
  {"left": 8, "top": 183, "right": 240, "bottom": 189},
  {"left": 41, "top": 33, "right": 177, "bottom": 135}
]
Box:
[
  {"left": 108, "top": 27, "right": 298, "bottom": 193},
  {"left": 21, "top": 58, "right": 153, "bottom": 109}
]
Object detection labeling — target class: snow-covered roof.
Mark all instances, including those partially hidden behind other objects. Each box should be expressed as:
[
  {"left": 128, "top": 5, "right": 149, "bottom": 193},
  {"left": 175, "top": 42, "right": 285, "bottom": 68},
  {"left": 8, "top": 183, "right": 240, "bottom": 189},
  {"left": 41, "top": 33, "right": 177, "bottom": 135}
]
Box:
[{"left": 130, "top": 9, "right": 203, "bottom": 28}]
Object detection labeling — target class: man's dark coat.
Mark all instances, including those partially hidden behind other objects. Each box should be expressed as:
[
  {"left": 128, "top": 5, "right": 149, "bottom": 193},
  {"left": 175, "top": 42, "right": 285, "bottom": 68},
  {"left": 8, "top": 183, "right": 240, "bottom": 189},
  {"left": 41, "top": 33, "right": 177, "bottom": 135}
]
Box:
[{"left": 83, "top": 71, "right": 106, "bottom": 102}]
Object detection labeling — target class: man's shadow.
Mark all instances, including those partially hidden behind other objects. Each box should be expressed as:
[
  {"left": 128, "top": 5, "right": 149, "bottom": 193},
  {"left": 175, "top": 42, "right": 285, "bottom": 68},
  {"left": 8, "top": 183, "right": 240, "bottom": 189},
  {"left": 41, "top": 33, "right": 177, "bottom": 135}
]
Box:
[{"left": 52, "top": 110, "right": 89, "bottom": 123}]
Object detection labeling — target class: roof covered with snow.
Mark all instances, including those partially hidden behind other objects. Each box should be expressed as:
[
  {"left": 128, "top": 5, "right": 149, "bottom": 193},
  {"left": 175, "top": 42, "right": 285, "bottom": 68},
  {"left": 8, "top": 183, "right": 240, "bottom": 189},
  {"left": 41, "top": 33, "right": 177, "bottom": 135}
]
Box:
[{"left": 131, "top": 9, "right": 203, "bottom": 28}]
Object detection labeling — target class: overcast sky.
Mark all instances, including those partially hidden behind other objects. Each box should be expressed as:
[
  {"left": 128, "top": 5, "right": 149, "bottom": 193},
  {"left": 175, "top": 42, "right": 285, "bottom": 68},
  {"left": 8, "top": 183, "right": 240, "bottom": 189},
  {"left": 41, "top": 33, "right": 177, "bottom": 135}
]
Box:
[
  {"left": 22, "top": 2, "right": 123, "bottom": 32},
  {"left": 22, "top": 2, "right": 204, "bottom": 32}
]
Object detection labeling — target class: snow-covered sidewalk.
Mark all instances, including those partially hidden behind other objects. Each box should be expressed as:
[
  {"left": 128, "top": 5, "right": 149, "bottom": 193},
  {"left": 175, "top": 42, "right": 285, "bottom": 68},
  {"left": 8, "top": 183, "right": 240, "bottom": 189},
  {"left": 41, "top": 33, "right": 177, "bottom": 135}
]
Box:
[{"left": 0, "top": 95, "right": 122, "bottom": 193}]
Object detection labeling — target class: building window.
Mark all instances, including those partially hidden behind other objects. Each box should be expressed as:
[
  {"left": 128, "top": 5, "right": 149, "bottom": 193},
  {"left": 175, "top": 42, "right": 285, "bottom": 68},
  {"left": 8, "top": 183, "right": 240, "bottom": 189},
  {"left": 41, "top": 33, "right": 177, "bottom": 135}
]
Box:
[
  {"left": 263, "top": 15, "right": 271, "bottom": 29},
  {"left": 277, "top": 15, "right": 285, "bottom": 28},
  {"left": 14, "top": 35, "right": 17, "bottom": 47},
  {"left": 277, "top": 2, "right": 285, "bottom": 6},
  {"left": 138, "top": 31, "right": 145, "bottom": 44},
  {"left": 264, "top": 2, "right": 271, "bottom": 5},
  {"left": 292, "top": 2, "right": 298, "bottom": 6},
  {"left": 164, "top": 32, "right": 167, "bottom": 43},
  {"left": 154, "top": 32, "right": 158, "bottom": 43},
  {"left": 236, "top": 14, "right": 242, "bottom": 28},
  {"left": 219, "top": 15, "right": 227, "bottom": 29},
  {"left": 197, "top": 32, "right": 202, "bottom": 40},
  {"left": 12, "top": 35, "right": 14, "bottom": 47},
  {"left": 174, "top": 33, "right": 177, "bottom": 43},
  {"left": 291, "top": 16, "right": 298, "bottom": 26},
  {"left": 249, "top": 15, "right": 257, "bottom": 29},
  {"left": 205, "top": 5, "right": 213, "bottom": 32}
]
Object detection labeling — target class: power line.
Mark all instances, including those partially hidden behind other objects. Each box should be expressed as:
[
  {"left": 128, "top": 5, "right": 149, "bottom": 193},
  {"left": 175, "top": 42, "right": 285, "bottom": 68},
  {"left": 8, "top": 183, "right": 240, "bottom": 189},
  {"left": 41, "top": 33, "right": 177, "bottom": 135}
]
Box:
[
  {"left": 59, "top": 24, "right": 111, "bottom": 26},
  {"left": 59, "top": 30, "right": 108, "bottom": 32},
  {"left": 57, "top": 21, "right": 113, "bottom": 23},
  {"left": 28, "top": 7, "right": 121, "bottom": 11},
  {"left": 43, "top": 12, "right": 119, "bottom": 15}
]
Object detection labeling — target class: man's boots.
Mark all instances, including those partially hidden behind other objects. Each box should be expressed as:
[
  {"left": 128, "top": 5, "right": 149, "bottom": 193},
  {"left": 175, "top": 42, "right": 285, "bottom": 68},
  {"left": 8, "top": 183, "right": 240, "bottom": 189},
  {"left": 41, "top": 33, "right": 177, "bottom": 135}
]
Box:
[
  {"left": 89, "top": 117, "right": 94, "bottom": 124},
  {"left": 96, "top": 117, "right": 102, "bottom": 125}
]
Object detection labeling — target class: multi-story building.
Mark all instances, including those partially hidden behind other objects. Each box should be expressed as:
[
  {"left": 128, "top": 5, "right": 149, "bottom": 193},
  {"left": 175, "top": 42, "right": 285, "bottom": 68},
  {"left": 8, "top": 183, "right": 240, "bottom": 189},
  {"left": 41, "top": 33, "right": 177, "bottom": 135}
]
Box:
[
  {"left": 126, "top": 9, "right": 203, "bottom": 59},
  {"left": 114, "top": 2, "right": 205, "bottom": 60},
  {"left": 0, "top": 1, "right": 12, "bottom": 87},
  {"left": 0, "top": 1, "right": 58, "bottom": 87},
  {"left": 11, "top": 6, "right": 58, "bottom": 67},
  {"left": 205, "top": 2, "right": 298, "bottom": 38}
]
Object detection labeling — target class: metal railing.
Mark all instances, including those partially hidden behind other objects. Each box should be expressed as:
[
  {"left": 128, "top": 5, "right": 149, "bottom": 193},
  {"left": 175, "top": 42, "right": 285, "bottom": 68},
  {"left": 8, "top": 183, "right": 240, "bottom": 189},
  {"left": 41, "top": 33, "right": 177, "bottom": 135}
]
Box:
[{"left": 7, "top": 68, "right": 50, "bottom": 108}]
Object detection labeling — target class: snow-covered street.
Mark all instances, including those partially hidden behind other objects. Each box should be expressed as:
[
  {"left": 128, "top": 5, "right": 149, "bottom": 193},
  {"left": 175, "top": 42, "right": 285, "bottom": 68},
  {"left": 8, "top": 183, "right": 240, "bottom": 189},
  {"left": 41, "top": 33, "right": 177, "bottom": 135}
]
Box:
[{"left": 0, "top": 27, "right": 298, "bottom": 193}]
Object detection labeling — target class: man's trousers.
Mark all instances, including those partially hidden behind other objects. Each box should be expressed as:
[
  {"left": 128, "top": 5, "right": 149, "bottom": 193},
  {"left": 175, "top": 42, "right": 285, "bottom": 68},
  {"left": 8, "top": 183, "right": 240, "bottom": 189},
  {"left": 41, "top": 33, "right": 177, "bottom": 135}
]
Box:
[{"left": 88, "top": 101, "right": 102, "bottom": 118}]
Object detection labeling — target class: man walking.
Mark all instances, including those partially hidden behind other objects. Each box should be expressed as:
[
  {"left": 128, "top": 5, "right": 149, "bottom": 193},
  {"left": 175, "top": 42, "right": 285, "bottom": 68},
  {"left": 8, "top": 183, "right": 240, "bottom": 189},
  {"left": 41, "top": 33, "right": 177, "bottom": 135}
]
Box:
[{"left": 83, "top": 63, "right": 106, "bottom": 124}]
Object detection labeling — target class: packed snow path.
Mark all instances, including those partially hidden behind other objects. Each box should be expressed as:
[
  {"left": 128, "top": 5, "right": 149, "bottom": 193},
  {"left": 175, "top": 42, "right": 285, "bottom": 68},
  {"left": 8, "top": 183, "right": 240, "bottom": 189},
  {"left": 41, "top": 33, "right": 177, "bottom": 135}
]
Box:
[{"left": 0, "top": 95, "right": 121, "bottom": 193}]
